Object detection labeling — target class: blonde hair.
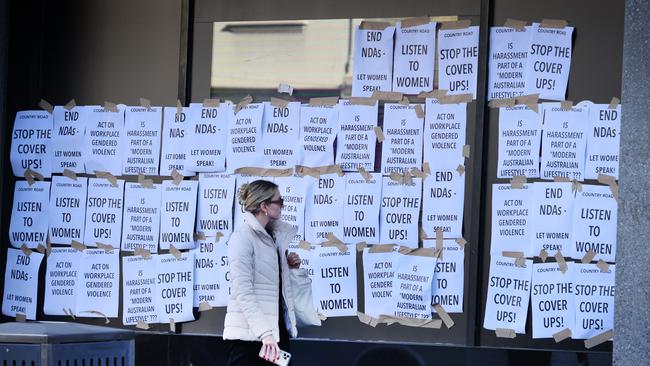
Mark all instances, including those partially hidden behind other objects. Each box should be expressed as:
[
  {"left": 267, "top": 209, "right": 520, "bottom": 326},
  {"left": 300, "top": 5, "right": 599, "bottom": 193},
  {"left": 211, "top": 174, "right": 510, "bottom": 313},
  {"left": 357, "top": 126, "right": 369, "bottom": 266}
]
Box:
[{"left": 238, "top": 180, "right": 278, "bottom": 214}]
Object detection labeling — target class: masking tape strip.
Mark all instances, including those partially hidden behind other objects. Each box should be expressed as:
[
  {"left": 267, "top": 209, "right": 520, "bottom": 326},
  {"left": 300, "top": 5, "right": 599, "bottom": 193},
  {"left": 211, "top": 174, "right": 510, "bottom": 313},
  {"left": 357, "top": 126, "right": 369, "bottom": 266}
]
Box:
[
  {"left": 515, "top": 94, "right": 539, "bottom": 112},
  {"left": 608, "top": 97, "right": 620, "bottom": 109},
  {"left": 488, "top": 98, "right": 516, "bottom": 108},
  {"left": 584, "top": 329, "right": 613, "bottom": 349},
  {"left": 553, "top": 328, "right": 572, "bottom": 343},
  {"left": 194, "top": 231, "right": 206, "bottom": 241},
  {"left": 581, "top": 250, "right": 596, "bottom": 263},
  {"left": 198, "top": 301, "right": 213, "bottom": 312},
  {"left": 71, "top": 240, "right": 86, "bottom": 252},
  {"left": 94, "top": 170, "right": 118, "bottom": 187},
  {"left": 433, "top": 304, "right": 455, "bottom": 328},
  {"left": 502, "top": 251, "right": 524, "bottom": 258},
  {"left": 216, "top": 232, "right": 224, "bottom": 241},
  {"left": 140, "top": 97, "right": 152, "bottom": 109},
  {"left": 359, "top": 21, "right": 391, "bottom": 30},
  {"left": 202, "top": 98, "right": 220, "bottom": 107},
  {"left": 348, "top": 97, "right": 377, "bottom": 106},
  {"left": 539, "top": 249, "right": 549, "bottom": 262},
  {"left": 39, "top": 99, "right": 54, "bottom": 114},
  {"left": 136, "top": 320, "right": 150, "bottom": 330},
  {"left": 368, "top": 244, "right": 395, "bottom": 253},
  {"left": 79, "top": 310, "right": 110, "bottom": 324},
  {"left": 235, "top": 95, "right": 253, "bottom": 113},
  {"left": 555, "top": 250, "right": 568, "bottom": 273},
  {"left": 399, "top": 246, "right": 437, "bottom": 257},
  {"left": 419, "top": 227, "right": 428, "bottom": 241},
  {"left": 169, "top": 245, "right": 182, "bottom": 259},
  {"left": 356, "top": 242, "right": 368, "bottom": 252},
  {"left": 15, "top": 313, "right": 26, "bottom": 322},
  {"left": 560, "top": 100, "right": 573, "bottom": 110},
  {"left": 20, "top": 244, "right": 32, "bottom": 257},
  {"left": 554, "top": 176, "right": 571, "bottom": 182},
  {"left": 96, "top": 242, "right": 114, "bottom": 252},
  {"left": 357, "top": 311, "right": 379, "bottom": 327},
  {"left": 495, "top": 328, "right": 516, "bottom": 338},
  {"left": 63, "top": 169, "right": 78, "bottom": 180},
  {"left": 64, "top": 99, "right": 76, "bottom": 111},
  {"left": 401, "top": 16, "right": 430, "bottom": 28},
  {"left": 503, "top": 18, "right": 527, "bottom": 30},
  {"left": 510, "top": 175, "right": 527, "bottom": 188},
  {"left": 597, "top": 260, "right": 610, "bottom": 272},
  {"left": 440, "top": 93, "right": 473, "bottom": 104},
  {"left": 374, "top": 126, "right": 385, "bottom": 142},
  {"left": 270, "top": 97, "right": 290, "bottom": 108},
  {"left": 358, "top": 166, "right": 373, "bottom": 181},
  {"left": 321, "top": 241, "right": 347, "bottom": 253},
  {"left": 371, "top": 91, "right": 403, "bottom": 102},
  {"left": 299, "top": 240, "right": 312, "bottom": 251},
  {"left": 414, "top": 104, "right": 425, "bottom": 118},
  {"left": 233, "top": 167, "right": 293, "bottom": 177},
  {"left": 455, "top": 238, "right": 467, "bottom": 249},
  {"left": 440, "top": 19, "right": 471, "bottom": 30},
  {"left": 540, "top": 19, "right": 568, "bottom": 29},
  {"left": 456, "top": 164, "right": 465, "bottom": 176},
  {"left": 176, "top": 100, "right": 183, "bottom": 116},
  {"left": 308, "top": 96, "right": 339, "bottom": 106},
  {"left": 134, "top": 247, "right": 152, "bottom": 259},
  {"left": 423, "top": 162, "right": 431, "bottom": 175},
  {"left": 104, "top": 101, "right": 118, "bottom": 113}
]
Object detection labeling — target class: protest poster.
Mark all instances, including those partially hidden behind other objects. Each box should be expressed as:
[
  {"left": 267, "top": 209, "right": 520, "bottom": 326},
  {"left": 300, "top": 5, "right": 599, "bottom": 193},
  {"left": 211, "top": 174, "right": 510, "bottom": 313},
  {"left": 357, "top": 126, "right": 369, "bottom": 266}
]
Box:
[
  {"left": 155, "top": 252, "right": 196, "bottom": 323},
  {"left": 304, "top": 175, "right": 345, "bottom": 244},
  {"left": 123, "top": 106, "right": 162, "bottom": 176},
  {"left": 84, "top": 104, "right": 125, "bottom": 176},
  {"left": 312, "top": 244, "right": 357, "bottom": 317},
  {"left": 2, "top": 248, "right": 44, "bottom": 319},
  {"left": 524, "top": 23, "right": 574, "bottom": 101},
  {"left": 122, "top": 255, "right": 158, "bottom": 326},
  {"left": 490, "top": 183, "right": 534, "bottom": 256},
  {"left": 585, "top": 103, "right": 621, "bottom": 179},
  {"left": 288, "top": 242, "right": 315, "bottom": 279},
  {"left": 274, "top": 176, "right": 309, "bottom": 244},
  {"left": 425, "top": 240, "right": 465, "bottom": 313},
  {"left": 424, "top": 98, "right": 467, "bottom": 169},
  {"left": 196, "top": 173, "right": 235, "bottom": 239},
  {"left": 49, "top": 176, "right": 87, "bottom": 245},
  {"left": 422, "top": 169, "right": 464, "bottom": 239},
  {"left": 381, "top": 103, "right": 424, "bottom": 175},
  {"left": 352, "top": 24, "right": 395, "bottom": 97},
  {"left": 573, "top": 263, "right": 615, "bottom": 339},
  {"left": 75, "top": 249, "right": 120, "bottom": 318},
  {"left": 186, "top": 102, "right": 230, "bottom": 172},
  {"left": 44, "top": 248, "right": 82, "bottom": 316},
  {"left": 392, "top": 20, "right": 436, "bottom": 94},
  {"left": 380, "top": 177, "right": 422, "bottom": 247},
  {"left": 336, "top": 99, "right": 378, "bottom": 171},
  {"left": 121, "top": 182, "right": 162, "bottom": 253},
  {"left": 497, "top": 105, "right": 543, "bottom": 178},
  {"left": 296, "top": 104, "right": 339, "bottom": 167},
  {"left": 362, "top": 246, "right": 397, "bottom": 318},
  {"left": 487, "top": 26, "right": 532, "bottom": 100},
  {"left": 160, "top": 105, "right": 195, "bottom": 176},
  {"left": 540, "top": 103, "right": 589, "bottom": 181},
  {"left": 531, "top": 182, "right": 574, "bottom": 256},
  {"left": 83, "top": 178, "right": 125, "bottom": 248},
  {"left": 343, "top": 173, "right": 382, "bottom": 243},
  {"left": 192, "top": 237, "right": 229, "bottom": 307},
  {"left": 483, "top": 255, "right": 533, "bottom": 334},
  {"left": 572, "top": 185, "right": 617, "bottom": 262},
  {"left": 438, "top": 26, "right": 479, "bottom": 97},
  {"left": 261, "top": 101, "right": 300, "bottom": 169},
  {"left": 531, "top": 262, "right": 574, "bottom": 339},
  {"left": 392, "top": 249, "right": 437, "bottom": 319},
  {"left": 52, "top": 105, "right": 87, "bottom": 173},
  {"left": 159, "top": 180, "right": 198, "bottom": 250},
  {"left": 10, "top": 110, "right": 53, "bottom": 177},
  {"left": 226, "top": 103, "right": 264, "bottom": 172},
  {"left": 9, "top": 180, "right": 50, "bottom": 249}
]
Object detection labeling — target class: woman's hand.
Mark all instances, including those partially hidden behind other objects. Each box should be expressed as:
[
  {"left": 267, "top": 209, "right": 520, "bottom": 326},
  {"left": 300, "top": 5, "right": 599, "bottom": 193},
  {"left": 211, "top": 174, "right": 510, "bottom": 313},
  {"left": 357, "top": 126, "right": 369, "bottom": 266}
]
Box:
[
  {"left": 260, "top": 335, "right": 280, "bottom": 362},
  {"left": 287, "top": 252, "right": 301, "bottom": 269}
]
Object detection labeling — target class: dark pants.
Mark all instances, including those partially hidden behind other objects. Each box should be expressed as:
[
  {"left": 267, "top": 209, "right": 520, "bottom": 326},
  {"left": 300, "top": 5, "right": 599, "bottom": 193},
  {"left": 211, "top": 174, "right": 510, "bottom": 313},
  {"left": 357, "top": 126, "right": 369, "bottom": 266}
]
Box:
[{"left": 224, "top": 321, "right": 292, "bottom": 366}]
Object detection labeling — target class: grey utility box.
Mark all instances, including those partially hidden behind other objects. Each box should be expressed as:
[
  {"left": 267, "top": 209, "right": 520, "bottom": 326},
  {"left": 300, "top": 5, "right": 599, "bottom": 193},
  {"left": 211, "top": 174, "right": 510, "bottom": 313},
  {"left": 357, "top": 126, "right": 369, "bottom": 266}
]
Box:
[{"left": 0, "top": 322, "right": 135, "bottom": 366}]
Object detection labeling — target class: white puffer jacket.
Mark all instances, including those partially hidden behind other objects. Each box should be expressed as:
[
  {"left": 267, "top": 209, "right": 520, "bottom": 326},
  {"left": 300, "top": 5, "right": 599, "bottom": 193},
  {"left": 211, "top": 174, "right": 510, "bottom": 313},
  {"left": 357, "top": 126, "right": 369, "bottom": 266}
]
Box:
[{"left": 223, "top": 211, "right": 299, "bottom": 342}]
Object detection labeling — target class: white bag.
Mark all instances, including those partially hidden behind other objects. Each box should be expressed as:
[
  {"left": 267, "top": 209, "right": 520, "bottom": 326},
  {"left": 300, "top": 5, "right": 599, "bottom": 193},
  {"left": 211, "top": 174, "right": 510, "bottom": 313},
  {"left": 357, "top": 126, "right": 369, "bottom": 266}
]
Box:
[{"left": 290, "top": 268, "right": 322, "bottom": 327}]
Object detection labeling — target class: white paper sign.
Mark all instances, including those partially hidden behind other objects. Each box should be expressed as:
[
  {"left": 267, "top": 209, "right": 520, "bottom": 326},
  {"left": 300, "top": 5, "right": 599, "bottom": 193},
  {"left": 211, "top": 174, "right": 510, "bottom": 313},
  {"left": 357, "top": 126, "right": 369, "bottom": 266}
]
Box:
[
  {"left": 336, "top": 100, "right": 378, "bottom": 171},
  {"left": 305, "top": 175, "right": 345, "bottom": 243},
  {"left": 192, "top": 238, "right": 230, "bottom": 307},
  {"left": 275, "top": 176, "right": 309, "bottom": 243},
  {"left": 343, "top": 173, "right": 382, "bottom": 243},
  {"left": 573, "top": 263, "right": 615, "bottom": 339},
  {"left": 540, "top": 103, "right": 589, "bottom": 181},
  {"left": 585, "top": 104, "right": 621, "bottom": 179},
  {"left": 380, "top": 177, "right": 421, "bottom": 247},
  {"left": 2, "top": 248, "right": 44, "bottom": 319},
  {"left": 381, "top": 103, "right": 424, "bottom": 174},
  {"left": 10, "top": 180, "right": 50, "bottom": 249},
  {"left": 352, "top": 25, "right": 395, "bottom": 97},
  {"left": 84, "top": 178, "right": 125, "bottom": 247},
  {"left": 524, "top": 23, "right": 574, "bottom": 101},
  {"left": 84, "top": 105, "right": 125, "bottom": 176},
  {"left": 11, "top": 110, "right": 53, "bottom": 177},
  {"left": 531, "top": 262, "right": 575, "bottom": 339},
  {"left": 196, "top": 173, "right": 235, "bottom": 239},
  {"left": 160, "top": 106, "right": 195, "bottom": 176},
  {"left": 487, "top": 26, "right": 532, "bottom": 100},
  {"left": 490, "top": 183, "right": 534, "bottom": 256},
  {"left": 123, "top": 106, "right": 162, "bottom": 175},
  {"left": 288, "top": 242, "right": 316, "bottom": 279},
  {"left": 297, "top": 104, "right": 339, "bottom": 167},
  {"left": 483, "top": 256, "right": 533, "bottom": 333},
  {"left": 160, "top": 180, "right": 198, "bottom": 250},
  {"left": 531, "top": 182, "right": 574, "bottom": 256},
  {"left": 122, "top": 255, "right": 158, "bottom": 325},
  {"left": 572, "top": 185, "right": 617, "bottom": 262},
  {"left": 226, "top": 103, "right": 264, "bottom": 172},
  {"left": 312, "top": 244, "right": 357, "bottom": 317},
  {"left": 438, "top": 26, "right": 479, "bottom": 98},
  {"left": 425, "top": 240, "right": 464, "bottom": 313},
  {"left": 261, "top": 102, "right": 300, "bottom": 169},
  {"left": 362, "top": 247, "right": 397, "bottom": 318},
  {"left": 422, "top": 169, "right": 465, "bottom": 238},
  {"left": 393, "top": 252, "right": 436, "bottom": 319},
  {"left": 44, "top": 248, "right": 82, "bottom": 316},
  {"left": 497, "top": 105, "right": 543, "bottom": 178},
  {"left": 75, "top": 249, "right": 120, "bottom": 318},
  {"left": 187, "top": 103, "right": 230, "bottom": 172},
  {"left": 49, "top": 176, "right": 87, "bottom": 245},
  {"left": 424, "top": 98, "right": 467, "bottom": 169},
  {"left": 52, "top": 105, "right": 87, "bottom": 173},
  {"left": 392, "top": 21, "right": 436, "bottom": 94},
  {"left": 121, "top": 182, "right": 162, "bottom": 253},
  {"left": 156, "top": 252, "right": 195, "bottom": 323}
]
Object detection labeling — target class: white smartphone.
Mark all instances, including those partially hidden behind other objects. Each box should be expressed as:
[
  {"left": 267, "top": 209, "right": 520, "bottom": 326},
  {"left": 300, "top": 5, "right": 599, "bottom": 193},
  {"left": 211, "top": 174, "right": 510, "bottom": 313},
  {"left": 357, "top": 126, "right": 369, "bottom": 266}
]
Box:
[{"left": 259, "top": 348, "right": 291, "bottom": 366}]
